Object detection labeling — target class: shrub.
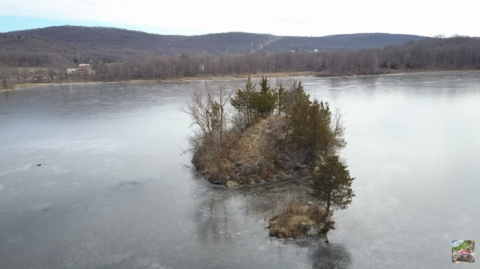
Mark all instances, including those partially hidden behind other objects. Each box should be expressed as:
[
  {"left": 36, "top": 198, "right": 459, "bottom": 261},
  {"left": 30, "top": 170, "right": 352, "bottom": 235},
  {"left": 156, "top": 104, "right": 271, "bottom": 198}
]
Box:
[{"left": 268, "top": 195, "right": 332, "bottom": 238}]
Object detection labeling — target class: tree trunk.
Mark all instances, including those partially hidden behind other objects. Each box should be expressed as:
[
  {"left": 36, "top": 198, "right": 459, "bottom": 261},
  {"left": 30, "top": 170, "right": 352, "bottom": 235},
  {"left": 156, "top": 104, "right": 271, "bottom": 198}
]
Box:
[{"left": 326, "top": 192, "right": 331, "bottom": 219}]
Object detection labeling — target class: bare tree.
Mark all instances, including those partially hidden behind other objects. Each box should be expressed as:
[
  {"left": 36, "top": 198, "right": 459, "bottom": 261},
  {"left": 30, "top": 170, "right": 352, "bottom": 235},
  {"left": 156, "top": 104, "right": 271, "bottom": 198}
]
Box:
[{"left": 183, "top": 81, "right": 235, "bottom": 151}]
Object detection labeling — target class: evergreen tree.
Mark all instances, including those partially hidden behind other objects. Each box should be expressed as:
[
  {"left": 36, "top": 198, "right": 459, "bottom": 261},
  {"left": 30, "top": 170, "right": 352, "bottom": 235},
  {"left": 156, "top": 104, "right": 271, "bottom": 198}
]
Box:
[
  {"left": 230, "top": 75, "right": 257, "bottom": 128},
  {"left": 289, "top": 86, "right": 312, "bottom": 147},
  {"left": 250, "top": 75, "right": 276, "bottom": 118},
  {"left": 311, "top": 156, "right": 355, "bottom": 217},
  {"left": 285, "top": 81, "right": 305, "bottom": 114},
  {"left": 288, "top": 85, "right": 336, "bottom": 165},
  {"left": 277, "top": 83, "right": 287, "bottom": 115},
  {"left": 231, "top": 75, "right": 276, "bottom": 124}
]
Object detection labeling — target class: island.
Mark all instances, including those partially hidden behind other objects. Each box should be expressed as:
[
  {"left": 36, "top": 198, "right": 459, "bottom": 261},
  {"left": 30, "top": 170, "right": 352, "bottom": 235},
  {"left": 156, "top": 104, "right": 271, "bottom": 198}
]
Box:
[{"left": 184, "top": 75, "right": 355, "bottom": 238}]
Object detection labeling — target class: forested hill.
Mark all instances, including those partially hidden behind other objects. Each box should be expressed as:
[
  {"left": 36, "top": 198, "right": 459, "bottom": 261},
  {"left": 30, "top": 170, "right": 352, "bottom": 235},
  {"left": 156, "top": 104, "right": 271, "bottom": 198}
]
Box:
[
  {"left": 265, "top": 33, "right": 426, "bottom": 52},
  {"left": 5, "top": 26, "right": 273, "bottom": 56},
  {"left": 5, "top": 26, "right": 426, "bottom": 57}
]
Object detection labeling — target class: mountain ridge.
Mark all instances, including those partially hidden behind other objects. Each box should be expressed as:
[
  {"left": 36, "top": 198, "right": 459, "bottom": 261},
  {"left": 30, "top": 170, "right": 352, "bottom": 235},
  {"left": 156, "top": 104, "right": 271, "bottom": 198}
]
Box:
[{"left": 5, "top": 26, "right": 427, "bottom": 56}]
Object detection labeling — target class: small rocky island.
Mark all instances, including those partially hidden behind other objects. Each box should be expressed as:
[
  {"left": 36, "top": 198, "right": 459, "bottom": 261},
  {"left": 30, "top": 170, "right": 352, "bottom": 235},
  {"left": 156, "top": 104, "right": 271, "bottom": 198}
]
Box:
[{"left": 184, "top": 76, "right": 355, "bottom": 238}]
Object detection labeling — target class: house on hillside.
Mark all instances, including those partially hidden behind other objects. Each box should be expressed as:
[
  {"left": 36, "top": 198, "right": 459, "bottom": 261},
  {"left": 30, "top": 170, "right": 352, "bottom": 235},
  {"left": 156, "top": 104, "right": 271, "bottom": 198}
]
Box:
[
  {"left": 65, "top": 63, "right": 95, "bottom": 77},
  {"left": 66, "top": 69, "right": 77, "bottom": 75},
  {"left": 77, "top": 68, "right": 89, "bottom": 75},
  {"left": 77, "top": 68, "right": 95, "bottom": 76}
]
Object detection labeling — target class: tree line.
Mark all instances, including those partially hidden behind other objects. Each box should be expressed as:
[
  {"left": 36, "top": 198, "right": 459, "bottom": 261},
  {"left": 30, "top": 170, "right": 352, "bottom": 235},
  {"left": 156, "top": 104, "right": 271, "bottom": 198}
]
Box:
[
  {"left": 2, "top": 36, "right": 480, "bottom": 88},
  {"left": 90, "top": 36, "right": 480, "bottom": 81}
]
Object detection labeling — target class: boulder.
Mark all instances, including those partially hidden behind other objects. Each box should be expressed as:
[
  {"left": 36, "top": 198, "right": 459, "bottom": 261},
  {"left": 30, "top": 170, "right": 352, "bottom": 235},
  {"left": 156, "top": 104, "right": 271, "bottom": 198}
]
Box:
[
  {"left": 208, "top": 174, "right": 229, "bottom": 185},
  {"left": 299, "top": 168, "right": 310, "bottom": 177},
  {"left": 267, "top": 121, "right": 277, "bottom": 131},
  {"left": 279, "top": 155, "right": 296, "bottom": 170},
  {"left": 225, "top": 180, "right": 239, "bottom": 188},
  {"left": 297, "top": 223, "right": 319, "bottom": 237},
  {"left": 306, "top": 226, "right": 319, "bottom": 236}
]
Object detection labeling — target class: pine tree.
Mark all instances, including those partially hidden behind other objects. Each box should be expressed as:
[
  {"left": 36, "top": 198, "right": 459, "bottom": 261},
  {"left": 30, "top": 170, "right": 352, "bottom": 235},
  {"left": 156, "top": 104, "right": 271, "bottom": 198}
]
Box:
[
  {"left": 311, "top": 156, "right": 355, "bottom": 217},
  {"left": 230, "top": 75, "right": 256, "bottom": 127},
  {"left": 231, "top": 75, "right": 276, "bottom": 122},
  {"left": 250, "top": 75, "right": 276, "bottom": 118},
  {"left": 288, "top": 86, "right": 336, "bottom": 165}
]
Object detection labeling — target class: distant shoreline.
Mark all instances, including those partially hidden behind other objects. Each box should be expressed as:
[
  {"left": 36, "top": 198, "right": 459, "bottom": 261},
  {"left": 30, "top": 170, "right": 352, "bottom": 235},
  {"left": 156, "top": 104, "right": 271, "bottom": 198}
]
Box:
[
  {"left": 3, "top": 69, "right": 479, "bottom": 92},
  {"left": 3, "top": 71, "right": 315, "bottom": 91}
]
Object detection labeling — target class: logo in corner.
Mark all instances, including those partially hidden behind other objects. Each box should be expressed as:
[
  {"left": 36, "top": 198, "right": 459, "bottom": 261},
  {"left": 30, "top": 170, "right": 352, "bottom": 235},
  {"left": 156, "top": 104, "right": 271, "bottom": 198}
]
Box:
[{"left": 452, "top": 240, "right": 475, "bottom": 263}]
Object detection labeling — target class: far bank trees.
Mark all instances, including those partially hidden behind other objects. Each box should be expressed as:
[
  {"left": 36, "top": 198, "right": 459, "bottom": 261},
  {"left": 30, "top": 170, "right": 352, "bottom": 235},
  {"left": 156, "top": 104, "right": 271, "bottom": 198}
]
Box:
[
  {"left": 0, "top": 65, "right": 15, "bottom": 90},
  {"left": 4, "top": 36, "right": 480, "bottom": 86}
]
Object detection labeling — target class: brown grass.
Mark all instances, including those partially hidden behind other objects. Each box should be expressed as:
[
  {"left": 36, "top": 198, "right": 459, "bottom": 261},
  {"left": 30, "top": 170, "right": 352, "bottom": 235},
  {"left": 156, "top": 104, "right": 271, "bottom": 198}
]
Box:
[
  {"left": 269, "top": 196, "right": 331, "bottom": 239},
  {"left": 191, "top": 115, "right": 291, "bottom": 185}
]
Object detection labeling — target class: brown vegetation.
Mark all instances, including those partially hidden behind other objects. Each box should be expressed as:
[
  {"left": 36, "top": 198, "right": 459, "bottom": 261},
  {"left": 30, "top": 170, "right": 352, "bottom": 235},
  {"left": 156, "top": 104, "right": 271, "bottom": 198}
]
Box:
[
  {"left": 185, "top": 77, "right": 345, "bottom": 186},
  {"left": 268, "top": 196, "right": 333, "bottom": 239},
  {"left": 185, "top": 77, "right": 355, "bottom": 238},
  {"left": 191, "top": 115, "right": 293, "bottom": 185}
]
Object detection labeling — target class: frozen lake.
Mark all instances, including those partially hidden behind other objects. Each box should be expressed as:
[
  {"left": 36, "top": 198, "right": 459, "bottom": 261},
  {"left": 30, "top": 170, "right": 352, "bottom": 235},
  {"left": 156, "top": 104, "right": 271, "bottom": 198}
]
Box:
[{"left": 0, "top": 71, "right": 479, "bottom": 268}]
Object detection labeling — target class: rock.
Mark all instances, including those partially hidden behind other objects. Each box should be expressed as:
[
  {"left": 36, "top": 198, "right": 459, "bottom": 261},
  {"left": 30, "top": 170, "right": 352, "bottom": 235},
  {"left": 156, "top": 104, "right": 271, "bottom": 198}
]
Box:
[
  {"left": 300, "top": 164, "right": 306, "bottom": 169},
  {"left": 280, "top": 155, "right": 292, "bottom": 162},
  {"left": 265, "top": 176, "right": 276, "bottom": 182},
  {"left": 267, "top": 121, "right": 276, "bottom": 130},
  {"left": 278, "top": 155, "right": 296, "bottom": 170},
  {"left": 297, "top": 223, "right": 319, "bottom": 237},
  {"left": 208, "top": 175, "right": 229, "bottom": 185},
  {"left": 240, "top": 165, "right": 259, "bottom": 175},
  {"left": 281, "top": 160, "right": 296, "bottom": 170},
  {"left": 299, "top": 168, "right": 310, "bottom": 176},
  {"left": 225, "top": 180, "right": 239, "bottom": 188},
  {"left": 235, "top": 161, "right": 243, "bottom": 167},
  {"left": 306, "top": 226, "right": 319, "bottom": 236}
]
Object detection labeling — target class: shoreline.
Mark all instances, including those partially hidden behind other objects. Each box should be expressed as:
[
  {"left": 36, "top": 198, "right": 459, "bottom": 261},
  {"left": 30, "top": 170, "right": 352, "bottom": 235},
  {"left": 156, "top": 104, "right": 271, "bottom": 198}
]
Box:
[
  {"left": 2, "top": 72, "right": 315, "bottom": 92},
  {"left": 2, "top": 69, "right": 479, "bottom": 92}
]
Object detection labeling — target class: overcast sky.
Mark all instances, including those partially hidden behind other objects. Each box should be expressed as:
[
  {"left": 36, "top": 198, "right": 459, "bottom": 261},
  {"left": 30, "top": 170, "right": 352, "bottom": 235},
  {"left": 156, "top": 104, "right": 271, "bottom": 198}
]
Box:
[{"left": 0, "top": 0, "right": 478, "bottom": 37}]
